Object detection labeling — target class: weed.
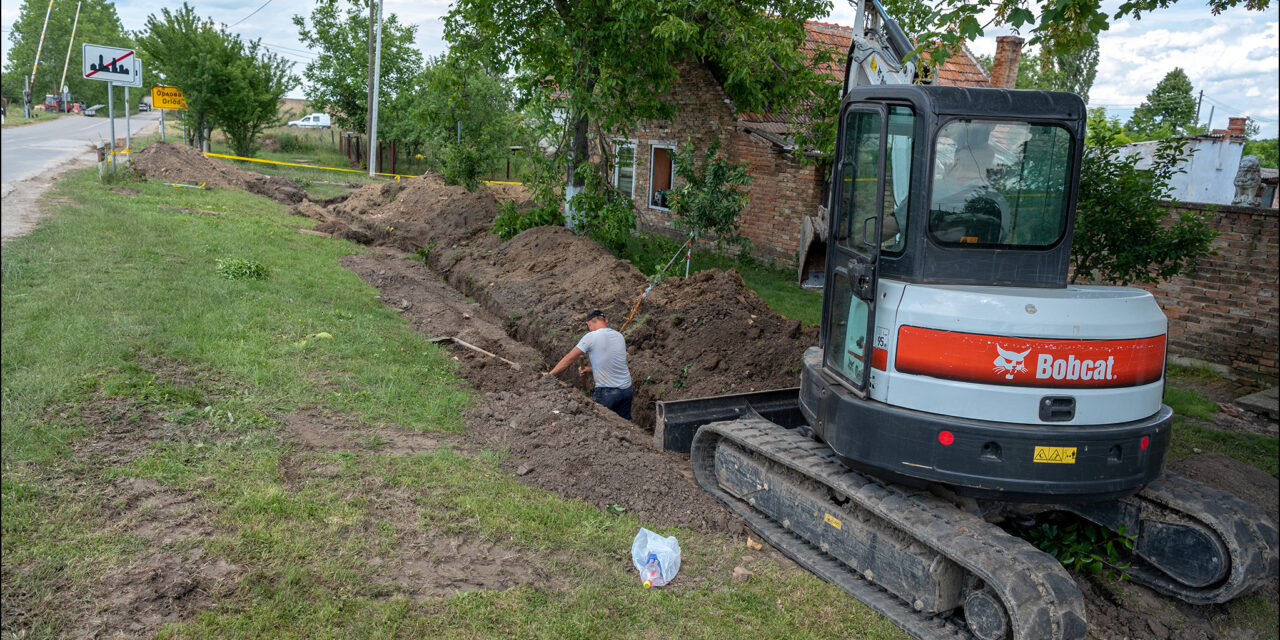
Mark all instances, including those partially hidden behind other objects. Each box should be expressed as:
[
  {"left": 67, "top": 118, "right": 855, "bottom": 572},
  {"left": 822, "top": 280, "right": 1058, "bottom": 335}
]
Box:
[
  {"left": 1003, "top": 511, "right": 1133, "bottom": 579},
  {"left": 215, "top": 258, "right": 269, "bottom": 281},
  {"left": 492, "top": 200, "right": 563, "bottom": 240},
  {"left": 672, "top": 363, "right": 694, "bottom": 389}
]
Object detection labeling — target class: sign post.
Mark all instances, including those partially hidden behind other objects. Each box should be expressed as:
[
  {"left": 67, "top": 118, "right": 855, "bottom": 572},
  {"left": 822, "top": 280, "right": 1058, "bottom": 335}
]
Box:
[{"left": 83, "top": 44, "right": 142, "bottom": 171}]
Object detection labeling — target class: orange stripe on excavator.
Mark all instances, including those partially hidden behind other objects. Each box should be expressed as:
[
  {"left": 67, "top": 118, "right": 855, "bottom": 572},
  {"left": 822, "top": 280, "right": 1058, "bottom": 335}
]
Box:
[{"left": 895, "top": 326, "right": 1165, "bottom": 389}]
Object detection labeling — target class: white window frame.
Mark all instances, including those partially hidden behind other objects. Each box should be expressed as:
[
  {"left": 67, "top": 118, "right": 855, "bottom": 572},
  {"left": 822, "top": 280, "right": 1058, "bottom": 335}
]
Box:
[
  {"left": 648, "top": 144, "right": 676, "bottom": 211},
  {"left": 613, "top": 139, "right": 637, "bottom": 198}
]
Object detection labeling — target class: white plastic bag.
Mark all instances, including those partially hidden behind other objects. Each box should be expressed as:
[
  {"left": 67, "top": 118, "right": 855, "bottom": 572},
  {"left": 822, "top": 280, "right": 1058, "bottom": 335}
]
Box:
[{"left": 631, "top": 527, "right": 681, "bottom": 585}]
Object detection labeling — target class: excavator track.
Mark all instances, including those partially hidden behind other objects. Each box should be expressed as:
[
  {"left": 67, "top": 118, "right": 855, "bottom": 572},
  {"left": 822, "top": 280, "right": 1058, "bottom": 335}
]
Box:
[
  {"left": 692, "top": 416, "right": 1087, "bottom": 640},
  {"left": 1118, "top": 472, "right": 1279, "bottom": 604}
]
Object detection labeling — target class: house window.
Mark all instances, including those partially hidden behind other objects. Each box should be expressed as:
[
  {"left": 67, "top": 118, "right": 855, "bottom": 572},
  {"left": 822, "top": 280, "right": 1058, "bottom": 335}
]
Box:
[
  {"left": 614, "top": 140, "right": 636, "bottom": 196},
  {"left": 650, "top": 146, "right": 674, "bottom": 209}
]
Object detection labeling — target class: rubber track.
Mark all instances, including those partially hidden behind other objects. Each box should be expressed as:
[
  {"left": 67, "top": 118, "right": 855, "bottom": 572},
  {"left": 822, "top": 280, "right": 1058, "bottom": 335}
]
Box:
[
  {"left": 692, "top": 417, "right": 1087, "bottom": 640},
  {"left": 1124, "top": 472, "right": 1279, "bottom": 604}
]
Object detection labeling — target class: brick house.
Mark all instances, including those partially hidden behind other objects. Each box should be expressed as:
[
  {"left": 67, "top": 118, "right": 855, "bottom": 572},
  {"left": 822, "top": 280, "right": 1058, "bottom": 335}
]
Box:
[{"left": 607, "top": 22, "right": 1013, "bottom": 268}]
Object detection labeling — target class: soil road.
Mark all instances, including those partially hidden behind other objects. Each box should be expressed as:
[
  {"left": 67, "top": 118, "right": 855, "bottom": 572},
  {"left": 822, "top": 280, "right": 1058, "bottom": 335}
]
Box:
[{"left": 2, "top": 110, "right": 159, "bottom": 242}]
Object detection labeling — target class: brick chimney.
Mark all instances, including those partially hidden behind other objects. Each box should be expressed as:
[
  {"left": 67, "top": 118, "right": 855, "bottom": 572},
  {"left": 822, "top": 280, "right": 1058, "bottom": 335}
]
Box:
[
  {"left": 1227, "top": 117, "right": 1248, "bottom": 138},
  {"left": 990, "top": 36, "right": 1024, "bottom": 89}
]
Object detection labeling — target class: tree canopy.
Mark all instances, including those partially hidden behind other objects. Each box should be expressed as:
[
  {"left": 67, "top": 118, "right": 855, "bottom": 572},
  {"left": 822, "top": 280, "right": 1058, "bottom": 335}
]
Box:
[
  {"left": 137, "top": 3, "right": 295, "bottom": 156},
  {"left": 293, "top": 0, "right": 422, "bottom": 135},
  {"left": 1126, "top": 67, "right": 1197, "bottom": 137},
  {"left": 3, "top": 0, "right": 129, "bottom": 108}
]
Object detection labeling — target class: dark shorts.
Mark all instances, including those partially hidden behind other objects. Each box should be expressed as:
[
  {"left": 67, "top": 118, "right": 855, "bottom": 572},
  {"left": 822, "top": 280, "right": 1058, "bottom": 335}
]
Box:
[{"left": 592, "top": 386, "right": 633, "bottom": 420}]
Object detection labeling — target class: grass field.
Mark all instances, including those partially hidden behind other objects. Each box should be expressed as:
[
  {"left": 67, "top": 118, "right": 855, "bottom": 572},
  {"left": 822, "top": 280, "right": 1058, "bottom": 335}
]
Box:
[{"left": 1, "top": 166, "right": 906, "bottom": 639}]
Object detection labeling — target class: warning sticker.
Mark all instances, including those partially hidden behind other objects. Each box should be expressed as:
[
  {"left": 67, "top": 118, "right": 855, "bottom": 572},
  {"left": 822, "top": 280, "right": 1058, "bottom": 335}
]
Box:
[
  {"left": 824, "top": 513, "right": 843, "bottom": 530},
  {"left": 1033, "top": 446, "right": 1078, "bottom": 464}
]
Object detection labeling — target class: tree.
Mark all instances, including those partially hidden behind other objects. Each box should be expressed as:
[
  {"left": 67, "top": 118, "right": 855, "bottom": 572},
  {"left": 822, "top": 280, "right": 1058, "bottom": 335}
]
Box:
[
  {"left": 293, "top": 0, "right": 422, "bottom": 134},
  {"left": 917, "top": 0, "right": 1270, "bottom": 71},
  {"left": 137, "top": 3, "right": 295, "bottom": 156},
  {"left": 445, "top": 0, "right": 840, "bottom": 202},
  {"left": 670, "top": 136, "right": 753, "bottom": 253},
  {"left": 1243, "top": 138, "right": 1278, "bottom": 169},
  {"left": 1126, "top": 68, "right": 1197, "bottom": 137},
  {"left": 3, "top": 0, "right": 129, "bottom": 110},
  {"left": 407, "top": 53, "right": 521, "bottom": 189},
  {"left": 1072, "top": 129, "right": 1217, "bottom": 285},
  {"left": 1085, "top": 107, "right": 1132, "bottom": 146},
  {"left": 976, "top": 44, "right": 1100, "bottom": 101}
]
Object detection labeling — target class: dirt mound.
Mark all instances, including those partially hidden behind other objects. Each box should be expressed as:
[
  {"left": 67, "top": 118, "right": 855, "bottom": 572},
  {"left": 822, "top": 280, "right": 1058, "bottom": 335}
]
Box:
[
  {"left": 293, "top": 173, "right": 504, "bottom": 251},
  {"left": 133, "top": 142, "right": 306, "bottom": 204}
]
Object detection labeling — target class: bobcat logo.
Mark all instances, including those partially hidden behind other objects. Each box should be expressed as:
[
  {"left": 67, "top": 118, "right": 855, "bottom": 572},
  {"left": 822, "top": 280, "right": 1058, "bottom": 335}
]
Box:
[{"left": 993, "top": 345, "right": 1031, "bottom": 380}]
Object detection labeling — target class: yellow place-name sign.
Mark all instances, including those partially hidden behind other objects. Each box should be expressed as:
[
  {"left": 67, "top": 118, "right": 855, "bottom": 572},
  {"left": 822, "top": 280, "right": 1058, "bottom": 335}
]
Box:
[
  {"left": 824, "top": 513, "right": 843, "bottom": 530},
  {"left": 152, "top": 85, "right": 187, "bottom": 111},
  {"left": 1033, "top": 446, "right": 1078, "bottom": 464}
]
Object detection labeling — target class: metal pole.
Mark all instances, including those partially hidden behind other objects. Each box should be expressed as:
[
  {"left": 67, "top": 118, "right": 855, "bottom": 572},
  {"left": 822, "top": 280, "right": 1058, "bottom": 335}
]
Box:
[
  {"left": 368, "top": 0, "right": 383, "bottom": 176},
  {"left": 29, "top": 0, "right": 55, "bottom": 113},
  {"left": 366, "top": 0, "right": 375, "bottom": 140},
  {"left": 58, "top": 1, "right": 82, "bottom": 107},
  {"left": 160, "top": 108, "right": 165, "bottom": 142},
  {"left": 124, "top": 85, "right": 131, "bottom": 156},
  {"left": 107, "top": 81, "right": 116, "bottom": 174}
]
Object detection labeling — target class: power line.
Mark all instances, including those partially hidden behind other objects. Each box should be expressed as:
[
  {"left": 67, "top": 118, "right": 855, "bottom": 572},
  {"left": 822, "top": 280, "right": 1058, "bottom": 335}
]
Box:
[{"left": 229, "top": 0, "right": 275, "bottom": 28}]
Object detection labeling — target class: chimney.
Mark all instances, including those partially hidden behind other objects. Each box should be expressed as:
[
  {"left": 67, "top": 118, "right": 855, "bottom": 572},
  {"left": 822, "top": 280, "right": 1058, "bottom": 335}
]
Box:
[
  {"left": 990, "top": 36, "right": 1024, "bottom": 89},
  {"left": 1227, "top": 117, "right": 1248, "bottom": 139}
]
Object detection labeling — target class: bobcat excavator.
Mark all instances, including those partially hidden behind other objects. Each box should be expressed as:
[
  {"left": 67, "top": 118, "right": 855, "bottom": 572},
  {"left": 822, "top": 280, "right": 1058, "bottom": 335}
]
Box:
[{"left": 654, "top": 2, "right": 1279, "bottom": 638}]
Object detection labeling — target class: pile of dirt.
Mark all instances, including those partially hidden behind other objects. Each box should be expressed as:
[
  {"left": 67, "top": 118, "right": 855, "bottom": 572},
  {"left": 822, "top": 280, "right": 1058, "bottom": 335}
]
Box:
[
  {"left": 293, "top": 173, "right": 504, "bottom": 251},
  {"left": 133, "top": 142, "right": 306, "bottom": 204}
]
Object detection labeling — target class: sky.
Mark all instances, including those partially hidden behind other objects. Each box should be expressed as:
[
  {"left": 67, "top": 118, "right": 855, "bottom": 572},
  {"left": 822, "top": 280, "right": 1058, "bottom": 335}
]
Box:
[{"left": 2, "top": 0, "right": 1277, "bottom": 137}]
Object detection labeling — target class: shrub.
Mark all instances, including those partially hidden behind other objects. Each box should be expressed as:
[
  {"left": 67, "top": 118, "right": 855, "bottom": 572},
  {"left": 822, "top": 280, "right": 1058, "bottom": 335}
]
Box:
[
  {"left": 567, "top": 164, "right": 636, "bottom": 254},
  {"left": 670, "top": 136, "right": 752, "bottom": 254},
  {"left": 491, "top": 201, "right": 564, "bottom": 240}
]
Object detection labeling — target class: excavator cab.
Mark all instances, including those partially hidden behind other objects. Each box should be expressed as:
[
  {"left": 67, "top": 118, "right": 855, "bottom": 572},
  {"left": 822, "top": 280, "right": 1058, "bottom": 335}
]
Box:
[{"left": 801, "top": 84, "right": 1176, "bottom": 501}]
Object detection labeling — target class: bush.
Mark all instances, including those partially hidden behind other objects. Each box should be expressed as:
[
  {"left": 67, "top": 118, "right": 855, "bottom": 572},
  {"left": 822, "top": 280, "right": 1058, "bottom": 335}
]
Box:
[
  {"left": 440, "top": 144, "right": 490, "bottom": 191},
  {"left": 491, "top": 201, "right": 564, "bottom": 240},
  {"left": 670, "top": 136, "right": 752, "bottom": 254},
  {"left": 567, "top": 164, "right": 636, "bottom": 254}
]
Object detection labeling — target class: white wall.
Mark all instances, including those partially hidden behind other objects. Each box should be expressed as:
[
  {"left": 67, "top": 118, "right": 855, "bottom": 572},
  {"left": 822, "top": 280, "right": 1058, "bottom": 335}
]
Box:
[{"left": 1121, "top": 137, "right": 1246, "bottom": 206}]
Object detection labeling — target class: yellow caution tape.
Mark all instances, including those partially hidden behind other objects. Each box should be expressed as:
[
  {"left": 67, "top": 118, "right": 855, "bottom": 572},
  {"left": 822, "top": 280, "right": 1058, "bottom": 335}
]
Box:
[{"left": 201, "top": 151, "right": 522, "bottom": 185}]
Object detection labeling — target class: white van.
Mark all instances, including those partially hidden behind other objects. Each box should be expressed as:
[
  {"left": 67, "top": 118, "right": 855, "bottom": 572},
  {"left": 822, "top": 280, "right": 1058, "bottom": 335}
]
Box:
[{"left": 287, "top": 113, "right": 331, "bottom": 128}]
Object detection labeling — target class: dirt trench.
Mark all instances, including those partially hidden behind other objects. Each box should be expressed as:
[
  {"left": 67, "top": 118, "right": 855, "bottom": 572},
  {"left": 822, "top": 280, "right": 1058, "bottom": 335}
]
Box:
[{"left": 302, "top": 173, "right": 1279, "bottom": 640}]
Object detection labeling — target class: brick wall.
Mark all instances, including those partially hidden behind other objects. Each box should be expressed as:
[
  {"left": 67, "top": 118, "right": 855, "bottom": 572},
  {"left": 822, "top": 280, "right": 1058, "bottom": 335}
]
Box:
[
  {"left": 1136, "top": 202, "right": 1278, "bottom": 382},
  {"left": 625, "top": 60, "right": 826, "bottom": 264},
  {"left": 729, "top": 131, "right": 826, "bottom": 262}
]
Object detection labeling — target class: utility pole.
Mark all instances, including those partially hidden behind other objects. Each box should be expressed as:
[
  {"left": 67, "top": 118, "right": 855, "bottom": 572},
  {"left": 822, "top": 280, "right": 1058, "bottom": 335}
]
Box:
[
  {"left": 1194, "top": 90, "right": 1203, "bottom": 127},
  {"left": 366, "top": 0, "right": 376, "bottom": 143},
  {"left": 368, "top": 0, "right": 383, "bottom": 176},
  {"left": 27, "top": 0, "right": 55, "bottom": 117},
  {"left": 58, "top": 0, "right": 82, "bottom": 110}
]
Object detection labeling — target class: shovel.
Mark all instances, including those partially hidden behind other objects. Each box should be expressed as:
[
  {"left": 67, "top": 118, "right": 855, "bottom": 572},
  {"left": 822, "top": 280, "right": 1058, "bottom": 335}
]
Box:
[{"left": 428, "top": 336, "right": 521, "bottom": 370}]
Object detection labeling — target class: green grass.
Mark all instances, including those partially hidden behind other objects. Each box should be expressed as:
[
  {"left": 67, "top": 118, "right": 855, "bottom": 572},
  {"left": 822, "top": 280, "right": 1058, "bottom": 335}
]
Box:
[
  {"left": 1, "top": 164, "right": 906, "bottom": 639},
  {"left": 1, "top": 108, "right": 67, "bottom": 128},
  {"left": 1162, "top": 370, "right": 1279, "bottom": 478}
]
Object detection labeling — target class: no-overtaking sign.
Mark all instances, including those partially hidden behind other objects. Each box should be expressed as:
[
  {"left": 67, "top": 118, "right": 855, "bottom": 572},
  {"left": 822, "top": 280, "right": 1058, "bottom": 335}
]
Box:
[{"left": 83, "top": 43, "right": 142, "bottom": 88}]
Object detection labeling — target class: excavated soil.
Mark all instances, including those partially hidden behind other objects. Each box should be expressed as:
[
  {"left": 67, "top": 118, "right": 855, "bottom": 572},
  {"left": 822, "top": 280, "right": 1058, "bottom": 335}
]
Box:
[
  {"left": 132, "top": 142, "right": 307, "bottom": 204},
  {"left": 301, "top": 172, "right": 1279, "bottom": 639}
]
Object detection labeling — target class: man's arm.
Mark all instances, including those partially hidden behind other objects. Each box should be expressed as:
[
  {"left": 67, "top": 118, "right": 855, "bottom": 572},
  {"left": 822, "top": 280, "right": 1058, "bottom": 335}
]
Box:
[{"left": 545, "top": 347, "right": 585, "bottom": 376}]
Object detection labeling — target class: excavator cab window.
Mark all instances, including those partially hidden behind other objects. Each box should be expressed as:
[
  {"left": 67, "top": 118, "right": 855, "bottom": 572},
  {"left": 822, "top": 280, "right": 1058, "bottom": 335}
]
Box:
[{"left": 929, "top": 119, "right": 1072, "bottom": 247}]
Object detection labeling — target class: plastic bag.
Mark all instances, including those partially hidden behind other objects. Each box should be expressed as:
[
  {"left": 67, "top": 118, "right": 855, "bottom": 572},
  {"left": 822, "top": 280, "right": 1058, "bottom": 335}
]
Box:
[{"left": 631, "top": 528, "right": 681, "bottom": 586}]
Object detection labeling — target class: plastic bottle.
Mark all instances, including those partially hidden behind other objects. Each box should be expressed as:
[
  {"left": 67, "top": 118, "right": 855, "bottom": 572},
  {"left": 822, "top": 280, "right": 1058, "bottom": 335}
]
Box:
[{"left": 640, "top": 553, "right": 667, "bottom": 588}]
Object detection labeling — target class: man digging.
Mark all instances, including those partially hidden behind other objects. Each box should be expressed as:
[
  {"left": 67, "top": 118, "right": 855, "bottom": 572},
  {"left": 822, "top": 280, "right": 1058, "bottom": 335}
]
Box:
[{"left": 544, "top": 308, "right": 633, "bottom": 420}]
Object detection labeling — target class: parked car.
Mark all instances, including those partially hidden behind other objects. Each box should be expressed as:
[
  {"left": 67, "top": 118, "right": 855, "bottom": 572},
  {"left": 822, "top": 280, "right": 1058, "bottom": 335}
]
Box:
[
  {"left": 138, "top": 102, "right": 151, "bottom": 112},
  {"left": 287, "top": 113, "right": 331, "bottom": 128}
]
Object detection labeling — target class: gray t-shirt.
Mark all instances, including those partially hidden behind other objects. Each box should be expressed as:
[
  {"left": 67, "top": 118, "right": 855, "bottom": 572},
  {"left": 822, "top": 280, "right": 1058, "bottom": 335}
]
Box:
[{"left": 576, "top": 327, "right": 631, "bottom": 389}]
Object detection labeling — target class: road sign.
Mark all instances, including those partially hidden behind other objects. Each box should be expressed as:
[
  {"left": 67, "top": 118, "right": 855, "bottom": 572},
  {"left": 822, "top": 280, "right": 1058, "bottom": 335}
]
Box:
[
  {"left": 83, "top": 43, "right": 141, "bottom": 88},
  {"left": 151, "top": 85, "right": 187, "bottom": 111}
]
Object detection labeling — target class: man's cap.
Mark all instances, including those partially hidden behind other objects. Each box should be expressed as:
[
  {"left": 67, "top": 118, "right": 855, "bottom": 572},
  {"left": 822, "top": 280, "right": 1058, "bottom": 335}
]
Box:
[{"left": 585, "top": 308, "right": 606, "bottom": 322}]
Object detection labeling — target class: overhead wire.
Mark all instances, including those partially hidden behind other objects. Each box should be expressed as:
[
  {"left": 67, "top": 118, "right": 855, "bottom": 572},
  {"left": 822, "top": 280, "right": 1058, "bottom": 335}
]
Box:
[{"left": 229, "top": 0, "right": 275, "bottom": 28}]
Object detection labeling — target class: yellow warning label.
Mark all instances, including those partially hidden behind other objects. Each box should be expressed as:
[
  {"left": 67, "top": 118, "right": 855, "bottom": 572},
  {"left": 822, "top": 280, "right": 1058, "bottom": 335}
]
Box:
[
  {"left": 1033, "top": 446, "right": 1078, "bottom": 464},
  {"left": 824, "top": 513, "right": 843, "bottom": 530},
  {"left": 870, "top": 56, "right": 879, "bottom": 73}
]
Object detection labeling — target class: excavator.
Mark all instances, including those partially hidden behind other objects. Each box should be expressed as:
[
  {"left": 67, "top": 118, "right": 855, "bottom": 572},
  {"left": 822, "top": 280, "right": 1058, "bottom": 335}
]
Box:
[{"left": 654, "top": 2, "right": 1278, "bottom": 639}]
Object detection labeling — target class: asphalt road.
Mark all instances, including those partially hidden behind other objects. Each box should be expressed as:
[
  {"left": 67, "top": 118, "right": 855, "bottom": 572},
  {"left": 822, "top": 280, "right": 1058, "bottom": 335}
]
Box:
[{"left": 1, "top": 110, "right": 160, "bottom": 199}]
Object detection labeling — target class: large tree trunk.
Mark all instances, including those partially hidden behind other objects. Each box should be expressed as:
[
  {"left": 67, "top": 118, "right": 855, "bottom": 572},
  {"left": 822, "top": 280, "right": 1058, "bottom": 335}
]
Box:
[{"left": 568, "top": 112, "right": 589, "bottom": 188}]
